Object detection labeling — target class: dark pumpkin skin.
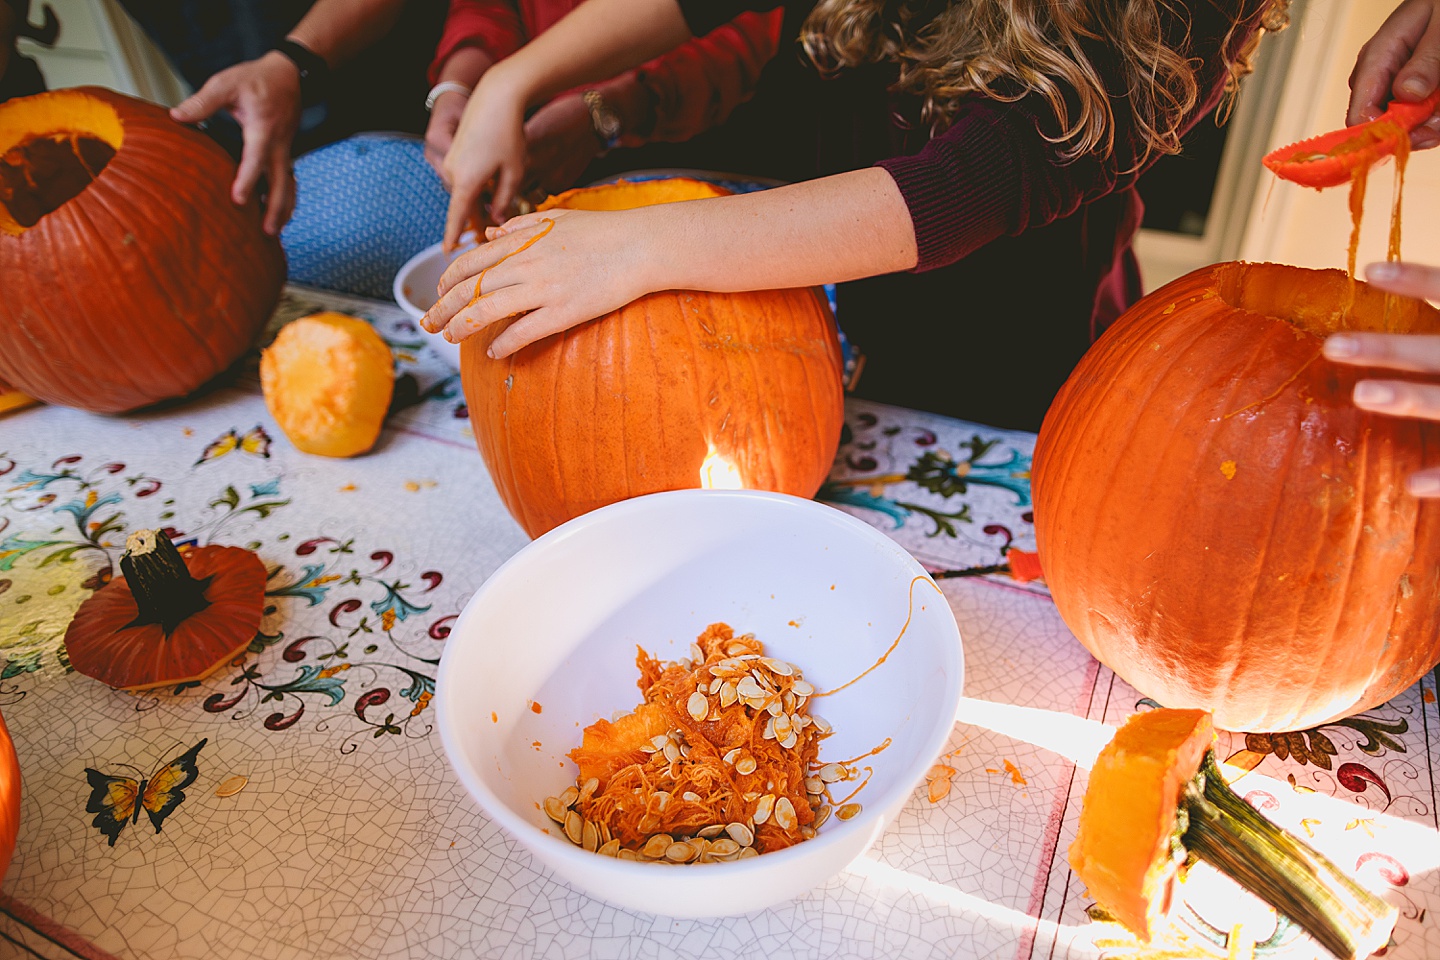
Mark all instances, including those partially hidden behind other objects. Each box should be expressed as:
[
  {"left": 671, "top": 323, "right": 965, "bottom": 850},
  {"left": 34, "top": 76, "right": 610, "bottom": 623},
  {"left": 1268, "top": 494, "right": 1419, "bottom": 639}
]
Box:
[
  {"left": 1033, "top": 262, "right": 1440, "bottom": 732},
  {"left": 461, "top": 180, "right": 846, "bottom": 539},
  {"left": 0, "top": 87, "right": 285, "bottom": 413},
  {"left": 64, "top": 544, "right": 267, "bottom": 691}
]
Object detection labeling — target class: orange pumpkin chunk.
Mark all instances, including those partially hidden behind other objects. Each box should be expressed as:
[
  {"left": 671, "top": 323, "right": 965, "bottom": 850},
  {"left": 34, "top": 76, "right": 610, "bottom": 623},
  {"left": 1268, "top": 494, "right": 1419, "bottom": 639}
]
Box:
[{"left": 261, "top": 312, "right": 395, "bottom": 457}]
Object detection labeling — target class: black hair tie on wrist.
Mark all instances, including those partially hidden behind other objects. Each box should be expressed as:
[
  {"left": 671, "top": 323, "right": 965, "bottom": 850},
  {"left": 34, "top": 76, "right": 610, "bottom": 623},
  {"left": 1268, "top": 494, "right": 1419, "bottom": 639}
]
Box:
[{"left": 273, "top": 38, "right": 330, "bottom": 107}]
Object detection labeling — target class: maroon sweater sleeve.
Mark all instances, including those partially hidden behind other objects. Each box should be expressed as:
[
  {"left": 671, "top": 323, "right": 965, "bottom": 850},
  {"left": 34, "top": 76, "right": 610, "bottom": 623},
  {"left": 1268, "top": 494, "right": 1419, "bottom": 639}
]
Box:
[{"left": 877, "top": 6, "right": 1268, "bottom": 273}]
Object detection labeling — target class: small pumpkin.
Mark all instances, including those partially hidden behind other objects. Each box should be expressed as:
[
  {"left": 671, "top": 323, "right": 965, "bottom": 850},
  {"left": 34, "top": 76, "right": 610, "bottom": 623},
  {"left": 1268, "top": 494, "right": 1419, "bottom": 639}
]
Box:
[
  {"left": 461, "top": 178, "right": 845, "bottom": 538},
  {"left": 260, "top": 312, "right": 395, "bottom": 457},
  {"left": 1034, "top": 262, "right": 1440, "bottom": 732},
  {"left": 0, "top": 378, "right": 38, "bottom": 416},
  {"left": 1071, "top": 708, "right": 1394, "bottom": 959},
  {"left": 64, "top": 529, "right": 267, "bottom": 690},
  {"left": 0, "top": 87, "right": 285, "bottom": 413}
]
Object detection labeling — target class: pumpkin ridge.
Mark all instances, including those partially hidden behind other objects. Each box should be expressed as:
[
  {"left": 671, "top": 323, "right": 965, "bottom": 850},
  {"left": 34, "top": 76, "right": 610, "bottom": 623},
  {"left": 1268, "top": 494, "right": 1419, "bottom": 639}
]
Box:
[
  {"left": 75, "top": 168, "right": 230, "bottom": 378},
  {"left": 41, "top": 197, "right": 155, "bottom": 403},
  {"left": 1050, "top": 291, "right": 1217, "bottom": 655}
]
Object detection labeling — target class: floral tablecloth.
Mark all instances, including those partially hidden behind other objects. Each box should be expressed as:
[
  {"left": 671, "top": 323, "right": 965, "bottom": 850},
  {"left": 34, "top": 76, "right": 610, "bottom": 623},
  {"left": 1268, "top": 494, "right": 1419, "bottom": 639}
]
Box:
[{"left": 0, "top": 287, "right": 1436, "bottom": 960}]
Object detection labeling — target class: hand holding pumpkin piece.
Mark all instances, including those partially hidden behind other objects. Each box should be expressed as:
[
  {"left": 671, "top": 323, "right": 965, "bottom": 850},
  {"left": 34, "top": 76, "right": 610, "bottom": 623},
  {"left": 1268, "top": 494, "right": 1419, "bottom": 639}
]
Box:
[
  {"left": 64, "top": 530, "right": 267, "bottom": 691},
  {"left": 1070, "top": 708, "right": 1396, "bottom": 960}
]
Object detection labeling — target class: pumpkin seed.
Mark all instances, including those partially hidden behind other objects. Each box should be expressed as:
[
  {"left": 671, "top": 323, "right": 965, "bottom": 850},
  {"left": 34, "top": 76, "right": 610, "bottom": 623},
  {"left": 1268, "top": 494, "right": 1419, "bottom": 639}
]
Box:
[
  {"left": 818, "top": 763, "right": 844, "bottom": 783},
  {"left": 726, "top": 822, "right": 754, "bottom": 846},
  {"left": 665, "top": 841, "right": 697, "bottom": 863},
  {"left": 836, "top": 803, "right": 862, "bottom": 821},
  {"left": 709, "top": 838, "right": 740, "bottom": 856},
  {"left": 564, "top": 810, "right": 584, "bottom": 844},
  {"left": 642, "top": 834, "right": 673, "bottom": 858},
  {"left": 791, "top": 680, "right": 814, "bottom": 697},
  {"left": 559, "top": 785, "right": 580, "bottom": 807},
  {"left": 753, "top": 794, "right": 776, "bottom": 824},
  {"left": 813, "top": 805, "right": 832, "bottom": 829},
  {"left": 697, "top": 824, "right": 726, "bottom": 839},
  {"left": 543, "top": 796, "right": 568, "bottom": 823},
  {"left": 687, "top": 691, "right": 708, "bottom": 722},
  {"left": 578, "top": 777, "right": 600, "bottom": 803},
  {"left": 738, "top": 846, "right": 759, "bottom": 859},
  {"left": 774, "top": 797, "right": 797, "bottom": 833},
  {"left": 582, "top": 820, "right": 599, "bottom": 852},
  {"left": 597, "top": 839, "right": 621, "bottom": 857},
  {"left": 682, "top": 791, "right": 702, "bottom": 803},
  {"left": 735, "top": 756, "right": 758, "bottom": 776}
]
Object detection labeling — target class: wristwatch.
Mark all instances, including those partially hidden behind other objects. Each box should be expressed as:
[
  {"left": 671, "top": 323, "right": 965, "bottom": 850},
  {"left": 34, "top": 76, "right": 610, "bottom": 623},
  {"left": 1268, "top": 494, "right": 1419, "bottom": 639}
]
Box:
[
  {"left": 582, "top": 90, "right": 622, "bottom": 153},
  {"left": 273, "top": 38, "right": 330, "bottom": 107}
]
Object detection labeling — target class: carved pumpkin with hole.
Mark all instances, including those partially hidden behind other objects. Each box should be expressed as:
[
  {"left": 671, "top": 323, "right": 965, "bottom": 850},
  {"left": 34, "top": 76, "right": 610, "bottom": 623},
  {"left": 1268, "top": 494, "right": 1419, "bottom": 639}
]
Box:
[
  {"left": 460, "top": 178, "right": 845, "bottom": 538},
  {"left": 1033, "top": 262, "right": 1440, "bottom": 732},
  {"left": 0, "top": 87, "right": 284, "bottom": 413}
]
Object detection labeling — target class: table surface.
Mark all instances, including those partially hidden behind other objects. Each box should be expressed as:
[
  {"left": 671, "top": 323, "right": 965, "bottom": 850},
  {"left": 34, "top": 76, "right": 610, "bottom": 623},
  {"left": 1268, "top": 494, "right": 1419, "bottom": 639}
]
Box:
[{"left": 1, "top": 287, "right": 1436, "bottom": 960}]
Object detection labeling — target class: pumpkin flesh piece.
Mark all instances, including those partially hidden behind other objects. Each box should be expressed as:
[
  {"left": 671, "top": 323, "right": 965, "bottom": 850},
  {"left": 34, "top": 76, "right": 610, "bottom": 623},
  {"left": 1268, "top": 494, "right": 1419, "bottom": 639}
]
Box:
[
  {"left": 1069, "top": 708, "right": 1211, "bottom": 940},
  {"left": 1071, "top": 709, "right": 1397, "bottom": 960},
  {"left": 261, "top": 312, "right": 395, "bottom": 458}
]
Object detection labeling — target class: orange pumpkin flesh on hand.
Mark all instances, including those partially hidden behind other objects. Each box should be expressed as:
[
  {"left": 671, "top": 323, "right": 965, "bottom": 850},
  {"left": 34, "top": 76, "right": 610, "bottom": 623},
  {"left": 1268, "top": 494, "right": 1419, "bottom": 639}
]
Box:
[
  {"left": 64, "top": 529, "right": 267, "bottom": 691},
  {"left": 1034, "top": 262, "right": 1440, "bottom": 732},
  {"left": 1072, "top": 709, "right": 1395, "bottom": 959},
  {"left": 0, "top": 88, "right": 285, "bottom": 413},
  {"left": 461, "top": 178, "right": 845, "bottom": 538},
  {"left": 261, "top": 312, "right": 395, "bottom": 457}
]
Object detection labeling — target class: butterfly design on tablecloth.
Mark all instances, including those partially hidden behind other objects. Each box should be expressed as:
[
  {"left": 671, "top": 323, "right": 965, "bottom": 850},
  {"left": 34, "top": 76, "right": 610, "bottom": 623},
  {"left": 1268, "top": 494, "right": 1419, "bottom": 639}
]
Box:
[
  {"left": 195, "top": 426, "right": 272, "bottom": 465},
  {"left": 83, "top": 739, "right": 207, "bottom": 846}
]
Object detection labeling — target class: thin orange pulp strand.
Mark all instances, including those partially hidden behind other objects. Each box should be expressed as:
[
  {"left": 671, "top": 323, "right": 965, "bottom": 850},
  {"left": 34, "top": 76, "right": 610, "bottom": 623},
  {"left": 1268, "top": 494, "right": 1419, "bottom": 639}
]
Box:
[{"left": 467, "top": 217, "right": 556, "bottom": 308}]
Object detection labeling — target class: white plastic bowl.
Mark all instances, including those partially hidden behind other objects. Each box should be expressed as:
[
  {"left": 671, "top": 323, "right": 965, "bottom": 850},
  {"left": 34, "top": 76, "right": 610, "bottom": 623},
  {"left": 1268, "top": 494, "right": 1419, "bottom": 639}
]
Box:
[
  {"left": 393, "top": 240, "right": 466, "bottom": 371},
  {"left": 436, "top": 489, "right": 964, "bottom": 917}
]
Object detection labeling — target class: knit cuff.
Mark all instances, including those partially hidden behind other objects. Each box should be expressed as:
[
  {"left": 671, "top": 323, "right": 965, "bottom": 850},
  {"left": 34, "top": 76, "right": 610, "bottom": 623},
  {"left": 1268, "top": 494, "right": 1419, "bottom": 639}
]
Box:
[{"left": 875, "top": 107, "right": 1023, "bottom": 273}]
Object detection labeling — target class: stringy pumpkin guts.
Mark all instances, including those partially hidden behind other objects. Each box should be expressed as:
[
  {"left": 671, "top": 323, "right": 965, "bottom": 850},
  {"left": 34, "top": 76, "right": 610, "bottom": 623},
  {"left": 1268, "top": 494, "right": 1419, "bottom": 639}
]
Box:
[{"left": 543, "top": 623, "right": 860, "bottom": 862}]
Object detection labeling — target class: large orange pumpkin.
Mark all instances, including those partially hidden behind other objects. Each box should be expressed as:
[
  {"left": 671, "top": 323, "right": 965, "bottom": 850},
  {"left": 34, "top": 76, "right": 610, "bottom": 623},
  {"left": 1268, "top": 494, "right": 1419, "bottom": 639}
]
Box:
[
  {"left": 460, "top": 179, "right": 845, "bottom": 538},
  {"left": 0, "top": 88, "right": 284, "bottom": 413},
  {"left": 1034, "top": 262, "right": 1440, "bottom": 732}
]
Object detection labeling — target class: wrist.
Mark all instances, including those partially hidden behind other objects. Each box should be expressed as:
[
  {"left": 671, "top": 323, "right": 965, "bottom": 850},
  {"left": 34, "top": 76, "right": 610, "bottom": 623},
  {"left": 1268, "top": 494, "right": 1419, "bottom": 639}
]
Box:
[
  {"left": 593, "top": 75, "right": 654, "bottom": 144},
  {"left": 272, "top": 38, "right": 328, "bottom": 106},
  {"left": 481, "top": 56, "right": 538, "bottom": 111}
]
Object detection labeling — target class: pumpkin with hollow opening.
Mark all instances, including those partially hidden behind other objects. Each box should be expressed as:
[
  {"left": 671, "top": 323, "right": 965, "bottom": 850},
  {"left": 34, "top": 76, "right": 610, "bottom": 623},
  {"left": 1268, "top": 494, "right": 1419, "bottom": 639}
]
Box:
[
  {"left": 1033, "top": 262, "right": 1440, "bottom": 732},
  {"left": 0, "top": 87, "right": 284, "bottom": 413},
  {"left": 459, "top": 178, "right": 845, "bottom": 539}
]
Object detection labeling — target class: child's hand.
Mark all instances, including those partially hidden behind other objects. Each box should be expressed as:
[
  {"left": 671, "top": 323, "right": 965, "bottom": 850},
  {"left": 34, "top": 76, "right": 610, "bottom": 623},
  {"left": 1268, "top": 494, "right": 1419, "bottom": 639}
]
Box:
[
  {"left": 1348, "top": 0, "right": 1440, "bottom": 149},
  {"left": 1322, "top": 261, "right": 1440, "bottom": 497},
  {"left": 420, "top": 208, "right": 660, "bottom": 359},
  {"left": 441, "top": 72, "right": 530, "bottom": 251}
]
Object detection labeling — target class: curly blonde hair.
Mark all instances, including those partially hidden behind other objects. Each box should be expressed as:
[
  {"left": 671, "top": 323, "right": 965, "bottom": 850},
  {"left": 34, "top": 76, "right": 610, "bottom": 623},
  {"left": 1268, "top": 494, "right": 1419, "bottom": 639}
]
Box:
[{"left": 801, "top": 0, "right": 1288, "bottom": 168}]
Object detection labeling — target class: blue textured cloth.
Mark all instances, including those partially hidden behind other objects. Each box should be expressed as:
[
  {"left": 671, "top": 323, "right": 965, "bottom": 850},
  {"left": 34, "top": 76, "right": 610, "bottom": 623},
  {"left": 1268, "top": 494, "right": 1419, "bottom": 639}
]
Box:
[{"left": 282, "top": 134, "right": 448, "bottom": 300}]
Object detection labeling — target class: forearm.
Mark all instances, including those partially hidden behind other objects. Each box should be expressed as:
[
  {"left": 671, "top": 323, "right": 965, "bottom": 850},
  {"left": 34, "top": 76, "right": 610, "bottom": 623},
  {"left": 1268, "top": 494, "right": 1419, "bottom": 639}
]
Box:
[
  {"left": 644, "top": 168, "right": 918, "bottom": 291},
  {"left": 437, "top": 45, "right": 495, "bottom": 88},
  {"left": 483, "top": 0, "right": 692, "bottom": 109},
  {"left": 288, "top": 0, "right": 405, "bottom": 65}
]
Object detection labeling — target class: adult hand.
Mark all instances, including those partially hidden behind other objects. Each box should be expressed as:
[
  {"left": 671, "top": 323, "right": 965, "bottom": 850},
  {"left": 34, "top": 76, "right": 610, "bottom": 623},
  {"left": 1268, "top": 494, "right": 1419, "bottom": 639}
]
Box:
[
  {"left": 171, "top": 51, "right": 302, "bottom": 235},
  {"left": 441, "top": 70, "right": 529, "bottom": 251},
  {"left": 1323, "top": 260, "right": 1440, "bottom": 497},
  {"left": 420, "top": 208, "right": 657, "bottom": 358},
  {"left": 424, "top": 88, "right": 469, "bottom": 174},
  {"left": 522, "top": 94, "right": 603, "bottom": 198},
  {"left": 1348, "top": 0, "right": 1440, "bottom": 149}
]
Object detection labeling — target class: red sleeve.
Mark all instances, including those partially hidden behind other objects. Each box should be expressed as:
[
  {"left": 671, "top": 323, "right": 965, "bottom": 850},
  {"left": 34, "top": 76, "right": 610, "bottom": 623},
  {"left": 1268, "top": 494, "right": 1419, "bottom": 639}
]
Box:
[
  {"left": 627, "top": 9, "right": 783, "bottom": 145},
  {"left": 428, "top": 0, "right": 527, "bottom": 85}
]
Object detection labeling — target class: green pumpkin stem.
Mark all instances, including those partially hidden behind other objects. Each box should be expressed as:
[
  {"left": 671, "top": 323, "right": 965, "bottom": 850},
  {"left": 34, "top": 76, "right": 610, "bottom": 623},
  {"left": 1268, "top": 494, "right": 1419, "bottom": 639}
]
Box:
[
  {"left": 120, "top": 529, "right": 212, "bottom": 635},
  {"left": 1180, "top": 750, "right": 1395, "bottom": 960}
]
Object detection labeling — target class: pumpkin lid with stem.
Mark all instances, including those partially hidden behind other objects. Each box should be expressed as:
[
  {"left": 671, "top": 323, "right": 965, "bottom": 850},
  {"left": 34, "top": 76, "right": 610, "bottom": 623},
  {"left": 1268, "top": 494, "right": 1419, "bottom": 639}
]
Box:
[
  {"left": 63, "top": 529, "right": 267, "bottom": 691},
  {"left": 536, "top": 177, "right": 730, "bottom": 212},
  {"left": 1069, "top": 707, "right": 1396, "bottom": 959}
]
